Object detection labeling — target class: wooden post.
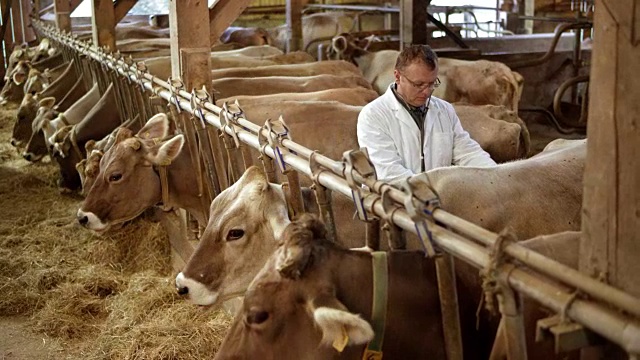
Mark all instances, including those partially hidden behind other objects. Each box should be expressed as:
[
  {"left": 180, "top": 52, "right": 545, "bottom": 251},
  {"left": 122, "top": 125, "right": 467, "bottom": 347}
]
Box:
[
  {"left": 400, "top": 0, "right": 427, "bottom": 48},
  {"left": 21, "top": 0, "right": 35, "bottom": 43},
  {"left": 580, "top": 0, "right": 640, "bottom": 300},
  {"left": 285, "top": 0, "right": 304, "bottom": 52},
  {"left": 91, "top": 0, "right": 116, "bottom": 52},
  {"left": 53, "top": 0, "right": 70, "bottom": 33},
  {"left": 208, "top": 0, "right": 252, "bottom": 46}
]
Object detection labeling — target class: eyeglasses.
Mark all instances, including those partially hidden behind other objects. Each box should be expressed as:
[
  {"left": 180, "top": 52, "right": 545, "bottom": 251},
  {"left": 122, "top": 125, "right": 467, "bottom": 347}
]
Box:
[{"left": 401, "top": 74, "right": 441, "bottom": 91}]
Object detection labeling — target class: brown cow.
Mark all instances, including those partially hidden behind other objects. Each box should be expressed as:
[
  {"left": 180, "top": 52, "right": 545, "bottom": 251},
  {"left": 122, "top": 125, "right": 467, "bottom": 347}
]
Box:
[
  {"left": 211, "top": 74, "right": 372, "bottom": 99},
  {"left": 219, "top": 27, "right": 272, "bottom": 47},
  {"left": 51, "top": 83, "right": 121, "bottom": 191},
  {"left": 76, "top": 114, "right": 205, "bottom": 230},
  {"left": 209, "top": 60, "right": 362, "bottom": 80},
  {"left": 213, "top": 214, "right": 446, "bottom": 360},
  {"left": 408, "top": 139, "right": 585, "bottom": 240},
  {"left": 454, "top": 104, "right": 531, "bottom": 162},
  {"left": 175, "top": 166, "right": 362, "bottom": 307},
  {"left": 216, "top": 87, "right": 379, "bottom": 107}
]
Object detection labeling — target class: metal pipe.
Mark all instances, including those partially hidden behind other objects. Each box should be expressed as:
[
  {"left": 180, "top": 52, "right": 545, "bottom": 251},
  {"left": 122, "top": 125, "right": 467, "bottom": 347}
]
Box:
[
  {"left": 509, "top": 22, "right": 592, "bottom": 69},
  {"left": 553, "top": 75, "right": 589, "bottom": 126}
]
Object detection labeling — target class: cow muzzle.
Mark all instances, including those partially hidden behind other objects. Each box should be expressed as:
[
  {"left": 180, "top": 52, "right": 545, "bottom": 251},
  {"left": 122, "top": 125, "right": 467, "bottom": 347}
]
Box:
[
  {"left": 76, "top": 209, "right": 108, "bottom": 232},
  {"left": 175, "top": 273, "right": 219, "bottom": 305}
]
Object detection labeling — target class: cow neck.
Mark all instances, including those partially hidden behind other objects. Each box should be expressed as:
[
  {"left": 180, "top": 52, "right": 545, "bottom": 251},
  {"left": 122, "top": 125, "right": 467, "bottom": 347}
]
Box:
[
  {"left": 69, "top": 128, "right": 84, "bottom": 161},
  {"left": 365, "top": 251, "right": 389, "bottom": 359}
]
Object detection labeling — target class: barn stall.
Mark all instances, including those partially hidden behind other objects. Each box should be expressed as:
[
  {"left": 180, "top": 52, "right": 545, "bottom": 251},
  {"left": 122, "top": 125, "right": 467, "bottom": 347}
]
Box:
[{"left": 0, "top": 0, "right": 638, "bottom": 359}]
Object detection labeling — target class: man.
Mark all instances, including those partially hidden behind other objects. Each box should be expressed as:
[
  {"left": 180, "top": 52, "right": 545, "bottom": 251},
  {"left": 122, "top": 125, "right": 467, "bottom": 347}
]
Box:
[{"left": 357, "top": 45, "right": 496, "bottom": 183}]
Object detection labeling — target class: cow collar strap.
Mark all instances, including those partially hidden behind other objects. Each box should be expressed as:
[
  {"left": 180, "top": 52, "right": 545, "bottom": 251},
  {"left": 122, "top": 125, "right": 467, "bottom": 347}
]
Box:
[
  {"left": 69, "top": 129, "right": 83, "bottom": 160},
  {"left": 154, "top": 164, "right": 172, "bottom": 212},
  {"left": 365, "top": 251, "right": 389, "bottom": 360}
]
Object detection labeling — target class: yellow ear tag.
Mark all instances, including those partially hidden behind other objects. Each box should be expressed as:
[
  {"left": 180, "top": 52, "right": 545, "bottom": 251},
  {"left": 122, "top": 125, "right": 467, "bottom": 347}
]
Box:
[{"left": 332, "top": 326, "right": 349, "bottom": 353}]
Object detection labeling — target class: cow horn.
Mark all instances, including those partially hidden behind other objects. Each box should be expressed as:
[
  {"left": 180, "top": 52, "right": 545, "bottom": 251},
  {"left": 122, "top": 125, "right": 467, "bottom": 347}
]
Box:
[{"left": 113, "top": 127, "right": 133, "bottom": 145}]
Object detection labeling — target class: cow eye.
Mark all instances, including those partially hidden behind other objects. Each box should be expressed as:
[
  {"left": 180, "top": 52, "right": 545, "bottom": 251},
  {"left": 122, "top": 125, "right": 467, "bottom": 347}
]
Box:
[
  {"left": 108, "top": 173, "right": 122, "bottom": 182},
  {"left": 246, "top": 309, "right": 269, "bottom": 325},
  {"left": 226, "top": 229, "right": 244, "bottom": 241}
]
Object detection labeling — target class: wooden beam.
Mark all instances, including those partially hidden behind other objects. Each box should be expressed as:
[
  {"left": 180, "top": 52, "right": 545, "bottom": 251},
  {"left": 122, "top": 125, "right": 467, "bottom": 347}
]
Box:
[
  {"left": 70, "top": 0, "right": 82, "bottom": 13},
  {"left": 53, "top": 0, "right": 71, "bottom": 33},
  {"left": 114, "top": 0, "right": 138, "bottom": 24},
  {"left": 20, "top": 0, "right": 35, "bottom": 43},
  {"left": 285, "top": 0, "right": 306, "bottom": 52},
  {"left": 91, "top": 0, "right": 116, "bottom": 51},
  {"left": 580, "top": 0, "right": 640, "bottom": 299},
  {"left": 400, "top": 0, "right": 427, "bottom": 48},
  {"left": 208, "top": 0, "right": 252, "bottom": 45}
]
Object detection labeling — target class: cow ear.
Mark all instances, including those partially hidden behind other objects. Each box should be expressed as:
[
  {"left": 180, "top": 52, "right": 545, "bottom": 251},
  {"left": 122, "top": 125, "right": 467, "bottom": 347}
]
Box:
[
  {"left": 12, "top": 71, "right": 26, "bottom": 85},
  {"left": 312, "top": 297, "right": 374, "bottom": 350},
  {"left": 38, "top": 97, "right": 56, "bottom": 109},
  {"left": 137, "top": 113, "right": 170, "bottom": 141},
  {"left": 146, "top": 135, "right": 184, "bottom": 166},
  {"left": 276, "top": 215, "right": 327, "bottom": 279},
  {"left": 85, "top": 139, "right": 97, "bottom": 154}
]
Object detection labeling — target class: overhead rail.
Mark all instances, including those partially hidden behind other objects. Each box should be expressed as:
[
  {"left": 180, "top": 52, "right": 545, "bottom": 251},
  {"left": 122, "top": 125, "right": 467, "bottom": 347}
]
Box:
[{"left": 32, "top": 19, "right": 640, "bottom": 357}]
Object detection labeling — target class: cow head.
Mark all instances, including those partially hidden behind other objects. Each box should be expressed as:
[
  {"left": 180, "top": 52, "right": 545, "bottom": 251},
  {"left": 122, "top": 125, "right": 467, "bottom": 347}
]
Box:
[
  {"left": 175, "top": 166, "right": 289, "bottom": 306},
  {"left": 77, "top": 113, "right": 183, "bottom": 232},
  {"left": 214, "top": 215, "right": 374, "bottom": 360},
  {"left": 11, "top": 93, "right": 39, "bottom": 146},
  {"left": 0, "top": 60, "right": 30, "bottom": 105},
  {"left": 326, "top": 33, "right": 368, "bottom": 63},
  {"left": 51, "top": 124, "right": 84, "bottom": 191},
  {"left": 24, "top": 68, "right": 53, "bottom": 96},
  {"left": 4, "top": 45, "right": 30, "bottom": 83},
  {"left": 22, "top": 97, "right": 57, "bottom": 162}
]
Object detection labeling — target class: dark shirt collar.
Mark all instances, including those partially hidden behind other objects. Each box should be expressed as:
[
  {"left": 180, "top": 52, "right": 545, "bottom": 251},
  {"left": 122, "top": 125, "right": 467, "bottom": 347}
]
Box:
[{"left": 391, "top": 83, "right": 427, "bottom": 113}]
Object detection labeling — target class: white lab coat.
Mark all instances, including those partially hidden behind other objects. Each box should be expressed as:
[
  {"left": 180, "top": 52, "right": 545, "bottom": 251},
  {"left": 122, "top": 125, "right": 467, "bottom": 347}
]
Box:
[{"left": 357, "top": 85, "right": 496, "bottom": 182}]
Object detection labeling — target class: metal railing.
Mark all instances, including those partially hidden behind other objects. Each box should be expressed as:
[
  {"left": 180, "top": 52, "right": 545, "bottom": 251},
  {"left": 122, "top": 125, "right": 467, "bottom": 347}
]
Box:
[{"left": 32, "top": 19, "right": 640, "bottom": 358}]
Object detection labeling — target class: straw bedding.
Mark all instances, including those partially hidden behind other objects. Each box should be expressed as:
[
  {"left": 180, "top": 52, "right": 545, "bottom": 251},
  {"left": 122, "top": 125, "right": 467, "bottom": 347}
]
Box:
[{"left": 0, "top": 103, "right": 231, "bottom": 359}]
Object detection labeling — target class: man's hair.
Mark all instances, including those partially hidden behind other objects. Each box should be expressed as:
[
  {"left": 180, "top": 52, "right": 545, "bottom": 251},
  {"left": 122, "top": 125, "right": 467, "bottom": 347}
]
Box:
[{"left": 395, "top": 44, "right": 438, "bottom": 71}]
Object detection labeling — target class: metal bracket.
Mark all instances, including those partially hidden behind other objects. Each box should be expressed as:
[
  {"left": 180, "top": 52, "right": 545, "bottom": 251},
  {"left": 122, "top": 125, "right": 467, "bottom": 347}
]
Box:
[
  {"left": 261, "top": 116, "right": 291, "bottom": 174},
  {"left": 135, "top": 61, "right": 148, "bottom": 93},
  {"left": 219, "top": 100, "right": 244, "bottom": 148},
  {"left": 381, "top": 186, "right": 405, "bottom": 250},
  {"left": 168, "top": 77, "right": 184, "bottom": 113},
  {"left": 342, "top": 148, "right": 377, "bottom": 222},
  {"left": 400, "top": 177, "right": 440, "bottom": 257},
  {"left": 190, "top": 86, "right": 211, "bottom": 128},
  {"left": 536, "top": 315, "right": 600, "bottom": 353}
]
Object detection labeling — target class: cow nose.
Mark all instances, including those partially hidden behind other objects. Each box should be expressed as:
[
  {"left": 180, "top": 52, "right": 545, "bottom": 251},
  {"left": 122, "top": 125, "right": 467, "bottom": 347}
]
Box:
[
  {"left": 176, "top": 286, "right": 189, "bottom": 295},
  {"left": 10, "top": 138, "right": 17, "bottom": 147},
  {"left": 78, "top": 214, "right": 89, "bottom": 226},
  {"left": 23, "top": 153, "right": 31, "bottom": 161}
]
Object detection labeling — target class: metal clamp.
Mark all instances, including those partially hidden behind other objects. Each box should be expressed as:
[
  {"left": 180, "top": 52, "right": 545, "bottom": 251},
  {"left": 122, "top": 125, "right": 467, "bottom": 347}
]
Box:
[
  {"left": 168, "top": 77, "right": 184, "bottom": 113},
  {"left": 122, "top": 55, "right": 135, "bottom": 84},
  {"left": 190, "top": 86, "right": 211, "bottom": 128},
  {"left": 110, "top": 51, "right": 122, "bottom": 74},
  {"left": 262, "top": 116, "right": 291, "bottom": 173},
  {"left": 343, "top": 148, "right": 377, "bottom": 221},
  {"left": 400, "top": 177, "right": 440, "bottom": 257},
  {"left": 219, "top": 101, "right": 244, "bottom": 148},
  {"left": 134, "top": 61, "right": 148, "bottom": 92}
]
